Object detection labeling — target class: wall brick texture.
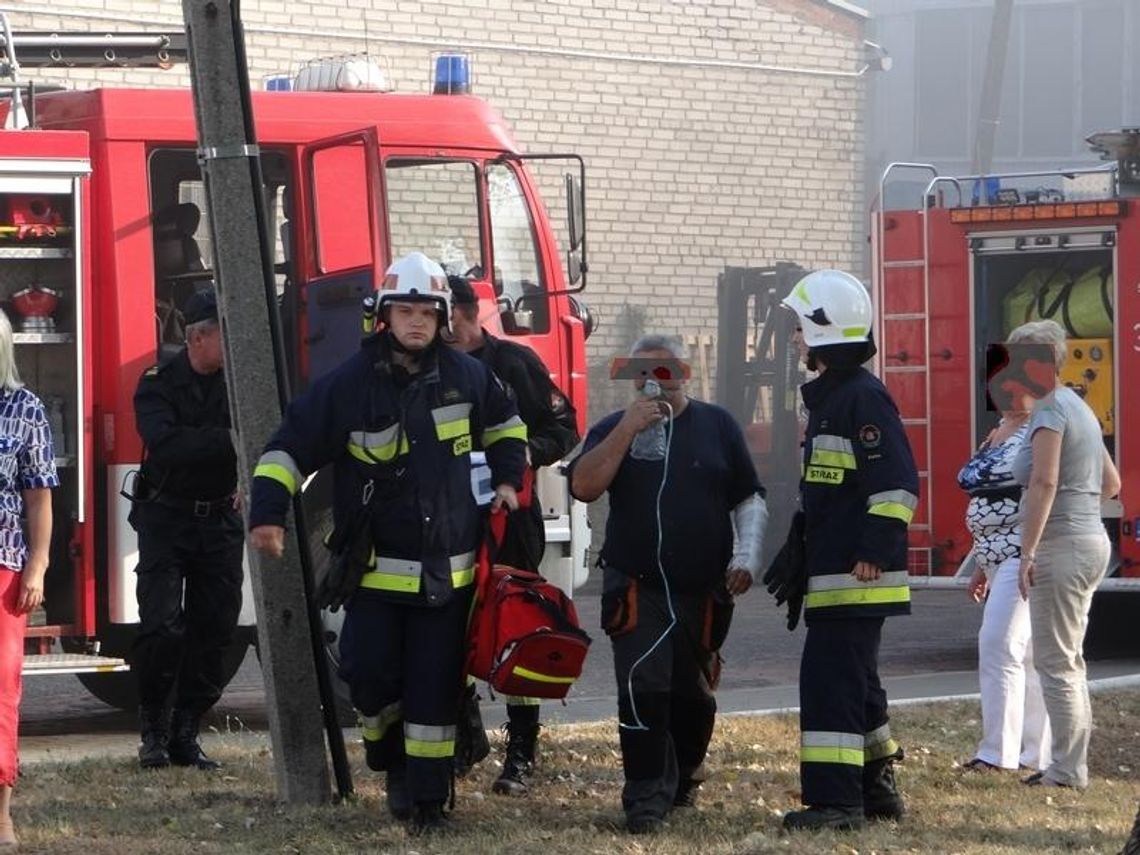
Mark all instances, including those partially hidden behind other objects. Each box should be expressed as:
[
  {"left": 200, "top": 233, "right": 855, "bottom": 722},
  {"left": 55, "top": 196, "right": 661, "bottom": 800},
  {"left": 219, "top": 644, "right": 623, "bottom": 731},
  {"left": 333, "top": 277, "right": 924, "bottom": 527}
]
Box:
[{"left": 3, "top": 0, "right": 867, "bottom": 419}]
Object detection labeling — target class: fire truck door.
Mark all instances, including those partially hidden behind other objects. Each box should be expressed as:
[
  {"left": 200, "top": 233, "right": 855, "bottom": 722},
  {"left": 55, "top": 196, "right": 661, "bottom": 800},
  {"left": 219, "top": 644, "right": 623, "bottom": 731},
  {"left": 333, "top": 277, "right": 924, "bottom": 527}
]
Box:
[{"left": 298, "top": 128, "right": 386, "bottom": 386}]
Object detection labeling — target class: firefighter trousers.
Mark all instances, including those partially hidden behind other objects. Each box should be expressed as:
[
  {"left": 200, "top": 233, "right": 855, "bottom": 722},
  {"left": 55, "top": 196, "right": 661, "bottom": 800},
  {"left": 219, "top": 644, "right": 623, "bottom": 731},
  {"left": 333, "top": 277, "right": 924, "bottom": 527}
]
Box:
[
  {"left": 339, "top": 588, "right": 473, "bottom": 806},
  {"left": 608, "top": 572, "right": 717, "bottom": 823},
  {"left": 799, "top": 618, "right": 900, "bottom": 808},
  {"left": 131, "top": 504, "right": 244, "bottom": 715}
]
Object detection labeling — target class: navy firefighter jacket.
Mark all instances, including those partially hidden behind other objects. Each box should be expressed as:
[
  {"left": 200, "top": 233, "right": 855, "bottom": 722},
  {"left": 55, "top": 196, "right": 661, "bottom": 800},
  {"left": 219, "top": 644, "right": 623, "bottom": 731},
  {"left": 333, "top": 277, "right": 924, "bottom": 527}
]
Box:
[
  {"left": 249, "top": 333, "right": 527, "bottom": 606},
  {"left": 800, "top": 366, "right": 920, "bottom": 622}
]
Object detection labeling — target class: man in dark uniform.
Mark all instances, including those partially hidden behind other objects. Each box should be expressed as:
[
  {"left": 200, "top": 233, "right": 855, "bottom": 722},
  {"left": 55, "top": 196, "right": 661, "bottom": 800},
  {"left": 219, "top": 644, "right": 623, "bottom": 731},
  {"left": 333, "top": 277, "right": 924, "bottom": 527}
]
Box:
[
  {"left": 130, "top": 287, "right": 242, "bottom": 771},
  {"left": 249, "top": 253, "right": 526, "bottom": 834},
  {"left": 569, "top": 334, "right": 767, "bottom": 834},
  {"left": 445, "top": 276, "right": 581, "bottom": 796},
  {"left": 775, "top": 270, "right": 920, "bottom": 831}
]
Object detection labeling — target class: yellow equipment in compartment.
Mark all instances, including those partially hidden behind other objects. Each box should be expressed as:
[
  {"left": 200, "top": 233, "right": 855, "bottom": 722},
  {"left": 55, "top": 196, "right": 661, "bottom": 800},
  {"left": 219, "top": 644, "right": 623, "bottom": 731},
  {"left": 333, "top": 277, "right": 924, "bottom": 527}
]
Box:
[{"left": 1061, "top": 338, "right": 1114, "bottom": 436}]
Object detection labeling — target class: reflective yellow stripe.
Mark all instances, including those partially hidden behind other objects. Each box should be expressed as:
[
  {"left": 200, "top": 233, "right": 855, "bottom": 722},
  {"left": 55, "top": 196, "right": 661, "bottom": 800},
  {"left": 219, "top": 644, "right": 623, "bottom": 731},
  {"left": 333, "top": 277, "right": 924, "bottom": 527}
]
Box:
[
  {"left": 512, "top": 665, "right": 575, "bottom": 685},
  {"left": 405, "top": 738, "right": 455, "bottom": 758},
  {"left": 404, "top": 723, "right": 455, "bottom": 759},
  {"left": 483, "top": 416, "right": 527, "bottom": 447},
  {"left": 359, "top": 572, "right": 421, "bottom": 594},
  {"left": 254, "top": 463, "right": 297, "bottom": 495},
  {"left": 804, "top": 586, "right": 911, "bottom": 609},
  {"left": 865, "top": 737, "right": 900, "bottom": 762},
  {"left": 435, "top": 417, "right": 471, "bottom": 441},
  {"left": 452, "top": 566, "right": 475, "bottom": 588},
  {"left": 360, "top": 702, "right": 402, "bottom": 742},
  {"left": 810, "top": 449, "right": 858, "bottom": 469},
  {"left": 802, "top": 731, "right": 865, "bottom": 766},
  {"left": 801, "top": 746, "right": 865, "bottom": 766},
  {"left": 843, "top": 326, "right": 869, "bottom": 338},
  {"left": 254, "top": 450, "right": 303, "bottom": 495},
  {"left": 504, "top": 696, "right": 542, "bottom": 706},
  {"left": 868, "top": 502, "right": 915, "bottom": 524},
  {"left": 347, "top": 437, "right": 409, "bottom": 464}
]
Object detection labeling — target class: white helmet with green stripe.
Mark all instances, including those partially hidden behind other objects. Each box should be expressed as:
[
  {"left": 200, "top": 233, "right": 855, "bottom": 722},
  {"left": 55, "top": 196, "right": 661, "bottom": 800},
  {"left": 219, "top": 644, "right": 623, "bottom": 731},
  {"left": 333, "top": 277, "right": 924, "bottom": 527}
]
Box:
[{"left": 781, "top": 269, "right": 873, "bottom": 348}]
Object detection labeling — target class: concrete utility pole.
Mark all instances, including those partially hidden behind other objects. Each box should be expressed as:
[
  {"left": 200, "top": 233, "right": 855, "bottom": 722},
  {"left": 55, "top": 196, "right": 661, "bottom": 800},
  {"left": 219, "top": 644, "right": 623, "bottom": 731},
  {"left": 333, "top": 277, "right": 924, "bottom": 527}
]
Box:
[
  {"left": 972, "top": 0, "right": 1015, "bottom": 180},
  {"left": 180, "top": 0, "right": 331, "bottom": 803}
]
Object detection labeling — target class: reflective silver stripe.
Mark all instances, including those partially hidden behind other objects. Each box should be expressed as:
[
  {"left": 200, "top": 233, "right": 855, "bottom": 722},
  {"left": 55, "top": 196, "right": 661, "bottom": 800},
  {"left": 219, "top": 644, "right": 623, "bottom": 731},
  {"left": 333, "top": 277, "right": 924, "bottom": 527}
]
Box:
[
  {"left": 360, "top": 701, "right": 402, "bottom": 741},
  {"left": 807, "top": 571, "right": 910, "bottom": 593},
  {"left": 802, "top": 731, "right": 865, "bottom": 751},
  {"left": 254, "top": 449, "right": 304, "bottom": 494},
  {"left": 404, "top": 723, "right": 456, "bottom": 743},
  {"left": 867, "top": 490, "right": 919, "bottom": 510},
  {"left": 813, "top": 435, "right": 855, "bottom": 454},
  {"left": 350, "top": 424, "right": 401, "bottom": 449},
  {"left": 430, "top": 402, "right": 472, "bottom": 425},
  {"left": 864, "top": 723, "right": 892, "bottom": 747},
  {"left": 374, "top": 551, "right": 477, "bottom": 576}
]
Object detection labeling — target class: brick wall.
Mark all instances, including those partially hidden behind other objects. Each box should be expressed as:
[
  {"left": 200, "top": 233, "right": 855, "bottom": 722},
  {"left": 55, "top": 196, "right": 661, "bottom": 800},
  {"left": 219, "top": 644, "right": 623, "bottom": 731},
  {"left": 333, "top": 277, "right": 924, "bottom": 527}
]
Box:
[{"left": 3, "top": 0, "right": 868, "bottom": 419}]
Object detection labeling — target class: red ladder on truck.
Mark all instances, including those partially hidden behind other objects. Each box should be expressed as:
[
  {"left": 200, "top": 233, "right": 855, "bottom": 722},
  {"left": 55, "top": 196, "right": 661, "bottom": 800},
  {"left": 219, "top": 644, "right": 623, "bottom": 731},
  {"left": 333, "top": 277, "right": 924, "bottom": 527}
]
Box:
[{"left": 872, "top": 164, "right": 963, "bottom": 581}]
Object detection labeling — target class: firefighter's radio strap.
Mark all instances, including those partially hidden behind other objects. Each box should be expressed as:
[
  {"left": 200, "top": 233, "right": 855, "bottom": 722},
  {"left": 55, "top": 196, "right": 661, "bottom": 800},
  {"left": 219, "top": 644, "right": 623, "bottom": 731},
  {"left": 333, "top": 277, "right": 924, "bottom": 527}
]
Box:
[{"left": 316, "top": 479, "right": 379, "bottom": 612}]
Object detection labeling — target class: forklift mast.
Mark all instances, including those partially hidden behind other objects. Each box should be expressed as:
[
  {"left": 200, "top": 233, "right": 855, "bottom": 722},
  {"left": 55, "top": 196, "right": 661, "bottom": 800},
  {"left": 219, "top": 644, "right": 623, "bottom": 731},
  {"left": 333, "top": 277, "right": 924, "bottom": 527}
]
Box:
[{"left": 715, "top": 263, "right": 808, "bottom": 566}]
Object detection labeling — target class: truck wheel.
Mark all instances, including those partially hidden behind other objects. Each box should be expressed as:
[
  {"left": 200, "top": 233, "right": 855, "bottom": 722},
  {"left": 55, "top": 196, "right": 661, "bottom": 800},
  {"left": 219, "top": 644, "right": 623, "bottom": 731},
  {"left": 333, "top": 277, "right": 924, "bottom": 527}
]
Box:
[
  {"left": 1084, "top": 590, "right": 1136, "bottom": 660},
  {"left": 73, "top": 624, "right": 252, "bottom": 712}
]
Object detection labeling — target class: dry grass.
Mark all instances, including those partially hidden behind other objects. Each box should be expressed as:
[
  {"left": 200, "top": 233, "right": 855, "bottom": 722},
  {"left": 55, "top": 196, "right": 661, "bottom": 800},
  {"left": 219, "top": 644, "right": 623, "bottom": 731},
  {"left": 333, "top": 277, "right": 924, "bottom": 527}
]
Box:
[{"left": 11, "top": 691, "right": 1140, "bottom": 854}]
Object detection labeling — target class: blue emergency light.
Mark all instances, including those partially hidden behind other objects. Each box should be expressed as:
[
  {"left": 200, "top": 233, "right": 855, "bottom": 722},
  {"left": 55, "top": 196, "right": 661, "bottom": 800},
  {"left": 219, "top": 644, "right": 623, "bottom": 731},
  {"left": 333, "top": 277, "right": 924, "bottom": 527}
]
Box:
[
  {"left": 433, "top": 54, "right": 471, "bottom": 95},
  {"left": 265, "top": 74, "right": 293, "bottom": 92}
]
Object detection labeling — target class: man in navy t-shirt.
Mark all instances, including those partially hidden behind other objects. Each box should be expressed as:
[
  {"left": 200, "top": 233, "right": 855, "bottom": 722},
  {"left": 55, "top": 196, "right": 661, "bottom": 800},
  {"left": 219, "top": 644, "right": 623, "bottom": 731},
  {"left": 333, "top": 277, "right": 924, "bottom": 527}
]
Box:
[{"left": 568, "top": 334, "right": 767, "bottom": 834}]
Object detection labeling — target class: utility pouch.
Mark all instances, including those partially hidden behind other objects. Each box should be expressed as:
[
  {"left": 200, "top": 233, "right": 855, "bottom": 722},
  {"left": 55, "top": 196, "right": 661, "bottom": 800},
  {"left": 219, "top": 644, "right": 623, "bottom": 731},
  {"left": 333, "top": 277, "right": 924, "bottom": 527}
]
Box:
[{"left": 601, "top": 572, "right": 639, "bottom": 638}]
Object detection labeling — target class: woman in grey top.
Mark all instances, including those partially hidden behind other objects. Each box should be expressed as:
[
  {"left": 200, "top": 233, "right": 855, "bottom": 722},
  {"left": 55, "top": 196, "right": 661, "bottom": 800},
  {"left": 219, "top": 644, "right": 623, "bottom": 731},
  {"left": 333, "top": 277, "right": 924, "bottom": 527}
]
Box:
[{"left": 1009, "top": 320, "right": 1121, "bottom": 790}]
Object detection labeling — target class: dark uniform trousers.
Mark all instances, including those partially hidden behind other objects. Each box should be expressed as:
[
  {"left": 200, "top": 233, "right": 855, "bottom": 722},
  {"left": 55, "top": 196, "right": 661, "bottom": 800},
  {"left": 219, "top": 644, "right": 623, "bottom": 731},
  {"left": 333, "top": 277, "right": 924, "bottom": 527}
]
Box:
[
  {"left": 608, "top": 569, "right": 717, "bottom": 822},
  {"left": 131, "top": 502, "right": 244, "bottom": 715},
  {"left": 339, "top": 587, "right": 475, "bottom": 804},
  {"left": 799, "top": 618, "right": 898, "bottom": 808}
]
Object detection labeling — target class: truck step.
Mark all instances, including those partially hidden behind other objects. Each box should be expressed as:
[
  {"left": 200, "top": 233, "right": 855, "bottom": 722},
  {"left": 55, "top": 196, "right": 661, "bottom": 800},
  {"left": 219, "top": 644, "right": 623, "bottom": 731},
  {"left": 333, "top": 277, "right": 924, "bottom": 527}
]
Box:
[{"left": 22, "top": 653, "right": 128, "bottom": 676}]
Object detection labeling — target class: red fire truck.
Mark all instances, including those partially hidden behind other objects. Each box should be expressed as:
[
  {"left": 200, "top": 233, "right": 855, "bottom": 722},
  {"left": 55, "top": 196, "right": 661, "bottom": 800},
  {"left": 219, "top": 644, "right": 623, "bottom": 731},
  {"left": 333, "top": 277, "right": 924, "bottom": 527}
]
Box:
[
  {"left": 871, "top": 137, "right": 1139, "bottom": 596},
  {"left": 0, "top": 36, "right": 592, "bottom": 708}
]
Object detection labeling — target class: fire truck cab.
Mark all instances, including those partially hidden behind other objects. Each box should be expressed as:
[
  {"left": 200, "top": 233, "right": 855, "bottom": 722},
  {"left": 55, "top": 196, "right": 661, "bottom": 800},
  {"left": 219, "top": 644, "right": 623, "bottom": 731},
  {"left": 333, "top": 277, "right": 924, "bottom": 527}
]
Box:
[
  {"left": 1, "top": 52, "right": 592, "bottom": 708},
  {"left": 872, "top": 135, "right": 1140, "bottom": 590}
]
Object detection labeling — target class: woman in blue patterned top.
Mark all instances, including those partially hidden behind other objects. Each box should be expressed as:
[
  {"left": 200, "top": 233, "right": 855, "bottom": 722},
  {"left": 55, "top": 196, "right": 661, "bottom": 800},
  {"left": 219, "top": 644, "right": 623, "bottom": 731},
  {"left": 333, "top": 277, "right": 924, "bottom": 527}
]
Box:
[
  {"left": 0, "top": 308, "right": 57, "bottom": 847},
  {"left": 956, "top": 354, "right": 1050, "bottom": 774}
]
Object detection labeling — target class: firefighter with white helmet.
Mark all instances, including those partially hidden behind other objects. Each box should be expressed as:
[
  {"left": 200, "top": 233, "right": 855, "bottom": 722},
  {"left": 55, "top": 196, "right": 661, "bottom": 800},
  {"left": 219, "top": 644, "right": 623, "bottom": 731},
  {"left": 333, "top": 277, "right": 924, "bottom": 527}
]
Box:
[
  {"left": 764, "top": 269, "right": 919, "bottom": 831},
  {"left": 249, "top": 252, "right": 526, "bottom": 834}
]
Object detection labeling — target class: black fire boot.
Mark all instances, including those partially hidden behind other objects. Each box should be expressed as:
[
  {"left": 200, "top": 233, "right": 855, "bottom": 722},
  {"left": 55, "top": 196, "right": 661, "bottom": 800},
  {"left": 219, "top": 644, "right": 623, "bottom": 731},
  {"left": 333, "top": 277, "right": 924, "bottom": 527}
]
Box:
[
  {"left": 137, "top": 706, "right": 170, "bottom": 769},
  {"left": 453, "top": 682, "right": 490, "bottom": 779},
  {"left": 1120, "top": 803, "right": 1140, "bottom": 855},
  {"left": 408, "top": 801, "right": 448, "bottom": 836},
  {"left": 492, "top": 705, "right": 540, "bottom": 796},
  {"left": 863, "top": 750, "right": 906, "bottom": 822},
  {"left": 168, "top": 709, "right": 221, "bottom": 770},
  {"left": 385, "top": 768, "right": 411, "bottom": 821},
  {"left": 782, "top": 804, "right": 866, "bottom": 832}
]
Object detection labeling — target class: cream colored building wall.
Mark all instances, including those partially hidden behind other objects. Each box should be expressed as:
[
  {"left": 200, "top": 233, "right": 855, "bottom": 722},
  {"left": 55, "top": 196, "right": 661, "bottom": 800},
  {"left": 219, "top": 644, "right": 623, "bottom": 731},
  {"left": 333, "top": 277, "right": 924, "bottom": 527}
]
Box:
[{"left": 2, "top": 0, "right": 867, "bottom": 417}]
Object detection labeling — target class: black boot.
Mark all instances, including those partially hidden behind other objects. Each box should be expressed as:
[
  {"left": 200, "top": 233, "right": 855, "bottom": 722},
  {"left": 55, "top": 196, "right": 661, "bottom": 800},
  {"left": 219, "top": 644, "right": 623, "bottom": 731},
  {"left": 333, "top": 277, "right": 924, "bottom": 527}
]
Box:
[
  {"left": 137, "top": 706, "right": 170, "bottom": 769},
  {"left": 1121, "top": 803, "right": 1140, "bottom": 855},
  {"left": 783, "top": 805, "right": 865, "bottom": 832},
  {"left": 453, "top": 682, "right": 490, "bottom": 779},
  {"left": 385, "top": 768, "right": 411, "bottom": 821},
  {"left": 408, "top": 801, "right": 448, "bottom": 835},
  {"left": 863, "top": 751, "right": 905, "bottom": 822},
  {"left": 493, "top": 705, "right": 539, "bottom": 796},
  {"left": 168, "top": 709, "right": 220, "bottom": 770}
]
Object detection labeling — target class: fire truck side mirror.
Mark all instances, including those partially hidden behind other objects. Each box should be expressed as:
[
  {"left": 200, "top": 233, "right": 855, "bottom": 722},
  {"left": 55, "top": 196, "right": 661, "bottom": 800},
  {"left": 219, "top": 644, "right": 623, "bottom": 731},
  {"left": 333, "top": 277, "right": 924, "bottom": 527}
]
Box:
[{"left": 565, "top": 173, "right": 586, "bottom": 287}]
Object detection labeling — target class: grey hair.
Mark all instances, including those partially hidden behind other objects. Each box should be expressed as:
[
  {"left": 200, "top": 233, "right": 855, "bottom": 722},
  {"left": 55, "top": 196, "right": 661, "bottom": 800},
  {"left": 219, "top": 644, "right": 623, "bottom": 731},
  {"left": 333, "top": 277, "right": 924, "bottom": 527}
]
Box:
[
  {"left": 185, "top": 317, "right": 219, "bottom": 343},
  {"left": 630, "top": 333, "right": 687, "bottom": 361},
  {"left": 1006, "top": 319, "right": 1067, "bottom": 372},
  {"left": 0, "top": 309, "right": 23, "bottom": 392}
]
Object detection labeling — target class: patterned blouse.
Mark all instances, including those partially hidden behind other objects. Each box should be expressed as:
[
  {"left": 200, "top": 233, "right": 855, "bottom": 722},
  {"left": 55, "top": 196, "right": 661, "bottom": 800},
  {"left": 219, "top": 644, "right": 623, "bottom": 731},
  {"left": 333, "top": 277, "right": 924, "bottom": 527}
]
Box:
[
  {"left": 0, "top": 387, "right": 59, "bottom": 571},
  {"left": 957, "top": 423, "right": 1028, "bottom": 574}
]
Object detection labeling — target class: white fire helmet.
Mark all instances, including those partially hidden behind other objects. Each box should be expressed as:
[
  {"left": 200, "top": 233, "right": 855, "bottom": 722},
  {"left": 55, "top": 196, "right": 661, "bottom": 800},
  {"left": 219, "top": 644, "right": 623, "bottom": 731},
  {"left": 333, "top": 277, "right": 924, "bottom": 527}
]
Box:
[
  {"left": 377, "top": 251, "right": 451, "bottom": 332},
  {"left": 781, "top": 269, "right": 873, "bottom": 348}
]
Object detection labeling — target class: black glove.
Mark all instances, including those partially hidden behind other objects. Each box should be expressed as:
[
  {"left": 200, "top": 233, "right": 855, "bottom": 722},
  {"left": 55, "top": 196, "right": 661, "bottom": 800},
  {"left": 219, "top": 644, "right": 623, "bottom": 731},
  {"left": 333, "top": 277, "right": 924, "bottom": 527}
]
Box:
[
  {"left": 761, "top": 510, "right": 807, "bottom": 631},
  {"left": 315, "top": 510, "right": 374, "bottom": 612}
]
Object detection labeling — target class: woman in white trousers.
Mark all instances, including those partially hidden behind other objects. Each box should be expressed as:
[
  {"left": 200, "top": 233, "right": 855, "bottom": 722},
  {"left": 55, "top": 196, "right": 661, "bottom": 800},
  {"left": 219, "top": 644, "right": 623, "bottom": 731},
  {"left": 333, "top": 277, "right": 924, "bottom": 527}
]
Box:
[{"left": 959, "top": 366, "right": 1051, "bottom": 772}]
